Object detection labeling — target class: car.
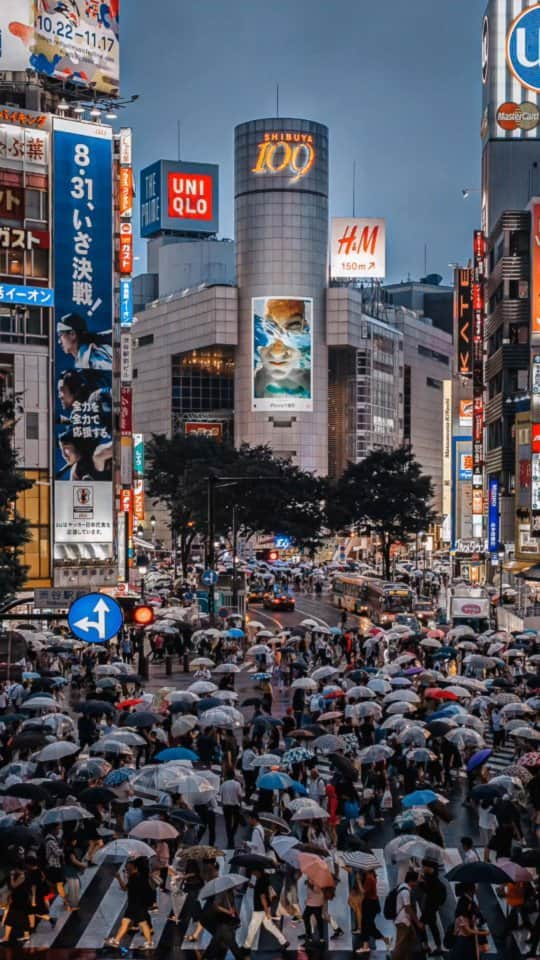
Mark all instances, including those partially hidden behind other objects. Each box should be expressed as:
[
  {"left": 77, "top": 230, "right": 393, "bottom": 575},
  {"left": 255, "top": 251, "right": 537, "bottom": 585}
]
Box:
[
  {"left": 414, "top": 600, "right": 436, "bottom": 624},
  {"left": 247, "top": 584, "right": 266, "bottom": 604},
  {"left": 263, "top": 590, "right": 295, "bottom": 611},
  {"left": 394, "top": 614, "right": 422, "bottom": 633}
]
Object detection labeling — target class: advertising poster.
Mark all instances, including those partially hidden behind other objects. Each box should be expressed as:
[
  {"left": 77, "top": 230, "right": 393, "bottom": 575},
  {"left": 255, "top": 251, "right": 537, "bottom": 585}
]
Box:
[
  {"left": 2, "top": 1, "right": 120, "bottom": 96},
  {"left": 53, "top": 118, "right": 113, "bottom": 561},
  {"left": 185, "top": 422, "right": 223, "bottom": 439},
  {"left": 252, "top": 296, "right": 313, "bottom": 412},
  {"left": 488, "top": 477, "right": 499, "bottom": 553},
  {"left": 330, "top": 218, "right": 386, "bottom": 280}
]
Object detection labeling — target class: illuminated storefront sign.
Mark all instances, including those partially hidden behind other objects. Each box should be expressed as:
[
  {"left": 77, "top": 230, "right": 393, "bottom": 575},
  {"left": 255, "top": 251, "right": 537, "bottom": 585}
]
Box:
[
  {"left": 442, "top": 380, "right": 452, "bottom": 520},
  {"left": 140, "top": 160, "right": 219, "bottom": 237},
  {"left": 532, "top": 454, "right": 540, "bottom": 511},
  {"left": 0, "top": 226, "right": 48, "bottom": 249},
  {"left": 507, "top": 4, "right": 540, "bottom": 95},
  {"left": 459, "top": 453, "right": 473, "bottom": 481},
  {"left": 456, "top": 268, "right": 473, "bottom": 375},
  {"left": 0, "top": 123, "right": 48, "bottom": 171},
  {"left": 252, "top": 296, "right": 313, "bottom": 413},
  {"left": 472, "top": 231, "right": 486, "bottom": 537},
  {"left": 120, "top": 278, "right": 133, "bottom": 326},
  {"left": 330, "top": 218, "right": 386, "bottom": 280},
  {"left": 52, "top": 118, "right": 113, "bottom": 561},
  {"left": 133, "top": 434, "right": 144, "bottom": 475},
  {"left": 252, "top": 131, "right": 316, "bottom": 184},
  {"left": 185, "top": 422, "right": 223, "bottom": 439},
  {"left": 531, "top": 203, "right": 540, "bottom": 336},
  {"left": 119, "top": 222, "right": 133, "bottom": 274},
  {"left": 488, "top": 477, "right": 499, "bottom": 552},
  {"left": 0, "top": 283, "right": 53, "bottom": 307},
  {"left": 119, "top": 166, "right": 133, "bottom": 218},
  {"left": 459, "top": 399, "right": 473, "bottom": 427}
]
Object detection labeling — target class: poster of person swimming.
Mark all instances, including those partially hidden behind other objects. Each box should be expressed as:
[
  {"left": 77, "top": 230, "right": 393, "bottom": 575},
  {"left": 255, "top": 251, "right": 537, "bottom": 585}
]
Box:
[
  {"left": 52, "top": 118, "right": 114, "bottom": 561},
  {"left": 252, "top": 297, "right": 313, "bottom": 412}
]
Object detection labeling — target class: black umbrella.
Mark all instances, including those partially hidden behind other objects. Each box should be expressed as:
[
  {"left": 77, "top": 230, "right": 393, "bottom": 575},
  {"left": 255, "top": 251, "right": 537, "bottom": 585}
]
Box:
[
  {"left": 169, "top": 808, "right": 202, "bottom": 826},
  {"left": 525, "top": 675, "right": 540, "bottom": 688},
  {"left": 258, "top": 813, "right": 291, "bottom": 834},
  {"left": 472, "top": 784, "right": 506, "bottom": 801},
  {"left": 11, "top": 732, "right": 51, "bottom": 750},
  {"left": 78, "top": 787, "right": 116, "bottom": 806},
  {"left": 347, "top": 671, "right": 366, "bottom": 682},
  {"left": 120, "top": 711, "right": 159, "bottom": 729},
  {"left": 0, "top": 824, "right": 36, "bottom": 846},
  {"left": 345, "top": 835, "right": 375, "bottom": 853},
  {"left": 513, "top": 846, "right": 540, "bottom": 868},
  {"left": 169, "top": 701, "right": 197, "bottom": 715},
  {"left": 303, "top": 724, "right": 327, "bottom": 737},
  {"left": 195, "top": 698, "right": 221, "bottom": 712},
  {"left": 490, "top": 677, "right": 515, "bottom": 688},
  {"left": 427, "top": 720, "right": 456, "bottom": 737},
  {"left": 76, "top": 700, "right": 116, "bottom": 716},
  {"left": 329, "top": 753, "right": 358, "bottom": 781},
  {"left": 429, "top": 800, "right": 454, "bottom": 822},
  {"left": 119, "top": 674, "right": 141, "bottom": 684},
  {"left": 1, "top": 782, "right": 48, "bottom": 802},
  {"left": 241, "top": 698, "right": 263, "bottom": 708},
  {"left": 39, "top": 780, "right": 72, "bottom": 798},
  {"left": 229, "top": 853, "right": 275, "bottom": 870},
  {"left": 446, "top": 862, "right": 511, "bottom": 883}
]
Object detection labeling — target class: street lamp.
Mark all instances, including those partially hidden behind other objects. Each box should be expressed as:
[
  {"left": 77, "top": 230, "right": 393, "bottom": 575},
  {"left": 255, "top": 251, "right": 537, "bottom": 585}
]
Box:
[
  {"left": 138, "top": 563, "right": 147, "bottom": 601},
  {"left": 498, "top": 546, "right": 505, "bottom": 606},
  {"left": 150, "top": 515, "right": 156, "bottom": 544}
]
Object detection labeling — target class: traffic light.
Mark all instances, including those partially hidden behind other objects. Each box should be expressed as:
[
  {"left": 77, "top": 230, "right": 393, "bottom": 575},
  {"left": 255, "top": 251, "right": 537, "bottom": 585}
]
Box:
[
  {"left": 116, "top": 597, "right": 155, "bottom": 626},
  {"left": 256, "top": 549, "right": 279, "bottom": 562},
  {"left": 133, "top": 605, "right": 155, "bottom": 626}
]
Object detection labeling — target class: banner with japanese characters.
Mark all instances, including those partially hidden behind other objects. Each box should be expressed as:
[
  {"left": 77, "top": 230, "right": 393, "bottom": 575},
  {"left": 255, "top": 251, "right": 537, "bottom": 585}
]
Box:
[{"left": 52, "top": 118, "right": 113, "bottom": 562}]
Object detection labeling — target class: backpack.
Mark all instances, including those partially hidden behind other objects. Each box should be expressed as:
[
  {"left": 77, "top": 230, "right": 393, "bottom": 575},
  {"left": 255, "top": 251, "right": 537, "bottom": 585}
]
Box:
[{"left": 384, "top": 883, "right": 407, "bottom": 921}]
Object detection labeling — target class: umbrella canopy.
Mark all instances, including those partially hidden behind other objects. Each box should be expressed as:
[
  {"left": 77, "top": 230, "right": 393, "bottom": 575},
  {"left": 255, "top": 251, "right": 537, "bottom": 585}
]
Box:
[
  {"left": 291, "top": 803, "right": 328, "bottom": 821},
  {"left": 405, "top": 748, "right": 437, "bottom": 763},
  {"left": 41, "top": 805, "right": 93, "bottom": 825},
  {"left": 467, "top": 749, "right": 493, "bottom": 772},
  {"left": 328, "top": 753, "right": 358, "bottom": 781},
  {"left": 298, "top": 852, "right": 335, "bottom": 888},
  {"left": 291, "top": 677, "right": 317, "bottom": 691},
  {"left": 496, "top": 858, "right": 534, "bottom": 882},
  {"left": 313, "top": 734, "right": 345, "bottom": 753},
  {"left": 36, "top": 741, "right": 79, "bottom": 762},
  {"left": 1, "top": 782, "right": 47, "bottom": 802},
  {"left": 229, "top": 852, "right": 275, "bottom": 870},
  {"left": 358, "top": 744, "right": 394, "bottom": 764},
  {"left": 395, "top": 838, "right": 445, "bottom": 864},
  {"left": 76, "top": 699, "right": 116, "bottom": 716},
  {"left": 340, "top": 851, "right": 381, "bottom": 870},
  {"left": 446, "top": 862, "right": 512, "bottom": 884},
  {"left": 130, "top": 820, "right": 178, "bottom": 840},
  {"left": 402, "top": 789, "right": 439, "bottom": 808},
  {"left": 190, "top": 657, "right": 216, "bottom": 668},
  {"left": 213, "top": 663, "right": 241, "bottom": 674},
  {"left": 199, "top": 874, "right": 248, "bottom": 900},
  {"left": 282, "top": 747, "right": 314, "bottom": 767},
  {"left": 424, "top": 688, "right": 459, "bottom": 701},
  {"left": 257, "top": 771, "right": 306, "bottom": 794},
  {"left": 187, "top": 681, "right": 218, "bottom": 696},
  {"left": 97, "top": 839, "right": 155, "bottom": 861},
  {"left": 252, "top": 753, "right": 283, "bottom": 768},
  {"left": 175, "top": 845, "right": 224, "bottom": 861},
  {"left": 78, "top": 786, "right": 116, "bottom": 806},
  {"left": 198, "top": 706, "right": 244, "bottom": 728},
  {"left": 518, "top": 752, "right": 540, "bottom": 767},
  {"left": 155, "top": 747, "right": 199, "bottom": 762},
  {"left": 258, "top": 813, "right": 291, "bottom": 834},
  {"left": 103, "top": 768, "right": 135, "bottom": 787}
]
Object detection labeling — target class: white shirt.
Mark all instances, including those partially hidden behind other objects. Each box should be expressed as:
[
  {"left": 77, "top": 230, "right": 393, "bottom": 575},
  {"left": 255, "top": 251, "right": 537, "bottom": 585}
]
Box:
[
  {"left": 220, "top": 779, "right": 243, "bottom": 805},
  {"left": 463, "top": 848, "right": 480, "bottom": 862},
  {"left": 249, "top": 823, "right": 266, "bottom": 855},
  {"left": 395, "top": 885, "right": 412, "bottom": 926},
  {"left": 241, "top": 748, "right": 256, "bottom": 772},
  {"left": 478, "top": 806, "right": 496, "bottom": 830}
]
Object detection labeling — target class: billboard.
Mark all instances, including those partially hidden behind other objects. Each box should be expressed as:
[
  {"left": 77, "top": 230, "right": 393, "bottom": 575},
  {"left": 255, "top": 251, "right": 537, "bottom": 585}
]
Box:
[
  {"left": 488, "top": 476, "right": 500, "bottom": 552},
  {"left": 53, "top": 118, "right": 113, "bottom": 562},
  {"left": 252, "top": 296, "right": 313, "bottom": 413},
  {"left": 140, "top": 160, "right": 219, "bottom": 238},
  {"left": 459, "top": 453, "right": 473, "bottom": 481},
  {"left": 1, "top": 1, "right": 119, "bottom": 96},
  {"left": 330, "top": 218, "right": 386, "bottom": 280},
  {"left": 455, "top": 268, "right": 473, "bottom": 376},
  {"left": 459, "top": 399, "right": 473, "bottom": 427},
  {"left": 482, "top": 1, "right": 540, "bottom": 140}
]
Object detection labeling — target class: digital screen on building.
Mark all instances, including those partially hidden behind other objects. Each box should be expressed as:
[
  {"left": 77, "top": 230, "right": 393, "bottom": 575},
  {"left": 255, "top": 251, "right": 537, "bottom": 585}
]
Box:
[
  {"left": 1, "top": 1, "right": 120, "bottom": 96},
  {"left": 330, "top": 218, "right": 386, "bottom": 280},
  {"left": 140, "top": 160, "right": 219, "bottom": 238},
  {"left": 53, "top": 118, "right": 113, "bottom": 562},
  {"left": 252, "top": 296, "right": 313, "bottom": 413},
  {"left": 488, "top": 476, "right": 499, "bottom": 552}
]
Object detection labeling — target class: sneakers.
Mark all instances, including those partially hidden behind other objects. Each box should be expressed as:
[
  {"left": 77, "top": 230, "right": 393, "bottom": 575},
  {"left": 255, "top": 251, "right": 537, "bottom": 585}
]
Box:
[
  {"left": 141, "top": 941, "right": 155, "bottom": 951},
  {"left": 331, "top": 927, "right": 344, "bottom": 939}
]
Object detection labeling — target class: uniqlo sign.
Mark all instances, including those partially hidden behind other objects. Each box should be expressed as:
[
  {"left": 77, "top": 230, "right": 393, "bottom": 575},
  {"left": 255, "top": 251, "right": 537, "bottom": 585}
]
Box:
[
  {"left": 167, "top": 172, "right": 213, "bottom": 221},
  {"left": 533, "top": 424, "right": 540, "bottom": 454}
]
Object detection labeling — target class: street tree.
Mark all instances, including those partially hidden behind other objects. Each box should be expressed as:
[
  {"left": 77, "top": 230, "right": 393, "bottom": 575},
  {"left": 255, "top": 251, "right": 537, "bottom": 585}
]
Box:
[
  {"left": 330, "top": 446, "right": 435, "bottom": 578},
  {"left": 0, "top": 397, "right": 32, "bottom": 600}
]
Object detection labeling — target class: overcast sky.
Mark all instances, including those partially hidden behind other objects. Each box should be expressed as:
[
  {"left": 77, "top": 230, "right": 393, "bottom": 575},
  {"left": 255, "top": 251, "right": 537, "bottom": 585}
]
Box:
[{"left": 120, "top": 0, "right": 485, "bottom": 283}]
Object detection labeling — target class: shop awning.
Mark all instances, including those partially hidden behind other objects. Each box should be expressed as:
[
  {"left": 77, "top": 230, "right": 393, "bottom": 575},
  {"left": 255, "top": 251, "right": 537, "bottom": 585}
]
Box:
[
  {"left": 504, "top": 560, "right": 533, "bottom": 573},
  {"left": 515, "top": 564, "right": 540, "bottom": 581}
]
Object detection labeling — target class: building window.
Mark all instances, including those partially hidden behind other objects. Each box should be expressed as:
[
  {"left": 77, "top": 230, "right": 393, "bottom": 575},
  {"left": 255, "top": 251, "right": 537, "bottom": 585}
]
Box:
[
  {"left": 137, "top": 334, "right": 154, "bottom": 347},
  {"left": 172, "top": 347, "right": 235, "bottom": 441},
  {"left": 404, "top": 365, "right": 411, "bottom": 441},
  {"left": 18, "top": 469, "right": 50, "bottom": 586},
  {"left": 0, "top": 306, "right": 48, "bottom": 345},
  {"left": 417, "top": 345, "right": 449, "bottom": 365},
  {"left": 26, "top": 412, "right": 38, "bottom": 439},
  {"left": 426, "top": 377, "right": 442, "bottom": 389}
]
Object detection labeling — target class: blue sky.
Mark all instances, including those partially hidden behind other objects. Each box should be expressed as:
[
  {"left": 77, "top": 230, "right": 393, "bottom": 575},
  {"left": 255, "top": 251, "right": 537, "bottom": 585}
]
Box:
[{"left": 119, "top": 0, "right": 485, "bottom": 284}]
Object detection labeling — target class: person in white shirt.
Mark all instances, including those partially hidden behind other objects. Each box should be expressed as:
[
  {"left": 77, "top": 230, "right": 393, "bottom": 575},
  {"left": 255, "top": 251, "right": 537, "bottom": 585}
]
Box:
[
  {"left": 393, "top": 870, "right": 422, "bottom": 960},
  {"left": 246, "top": 811, "right": 266, "bottom": 855},
  {"left": 241, "top": 742, "right": 257, "bottom": 799},
  {"left": 477, "top": 802, "right": 497, "bottom": 858},
  {"left": 220, "top": 773, "right": 244, "bottom": 848},
  {"left": 461, "top": 836, "right": 481, "bottom": 863}
]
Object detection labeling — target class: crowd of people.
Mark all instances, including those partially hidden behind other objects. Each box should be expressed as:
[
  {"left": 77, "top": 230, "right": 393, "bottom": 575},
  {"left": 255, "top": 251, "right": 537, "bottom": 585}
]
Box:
[{"left": 0, "top": 601, "right": 537, "bottom": 959}]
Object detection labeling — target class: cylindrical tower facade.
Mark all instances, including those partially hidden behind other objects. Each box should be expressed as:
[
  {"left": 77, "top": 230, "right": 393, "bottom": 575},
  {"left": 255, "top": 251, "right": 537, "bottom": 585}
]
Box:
[{"left": 234, "top": 118, "right": 329, "bottom": 474}]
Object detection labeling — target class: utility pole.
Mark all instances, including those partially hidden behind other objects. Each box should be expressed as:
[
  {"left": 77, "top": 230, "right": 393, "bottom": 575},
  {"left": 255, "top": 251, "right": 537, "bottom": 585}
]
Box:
[{"left": 232, "top": 504, "right": 239, "bottom": 612}]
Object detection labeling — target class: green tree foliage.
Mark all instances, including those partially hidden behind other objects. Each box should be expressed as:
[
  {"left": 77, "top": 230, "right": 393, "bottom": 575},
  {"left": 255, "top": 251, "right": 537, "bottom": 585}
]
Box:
[
  {"left": 329, "top": 446, "right": 435, "bottom": 578},
  {"left": 0, "top": 397, "right": 32, "bottom": 600},
  {"left": 146, "top": 435, "right": 326, "bottom": 573}
]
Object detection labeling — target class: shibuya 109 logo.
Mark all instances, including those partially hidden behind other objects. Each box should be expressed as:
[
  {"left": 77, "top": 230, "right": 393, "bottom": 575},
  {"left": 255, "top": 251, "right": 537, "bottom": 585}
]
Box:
[
  {"left": 507, "top": 4, "right": 540, "bottom": 94},
  {"left": 252, "top": 132, "right": 316, "bottom": 184}
]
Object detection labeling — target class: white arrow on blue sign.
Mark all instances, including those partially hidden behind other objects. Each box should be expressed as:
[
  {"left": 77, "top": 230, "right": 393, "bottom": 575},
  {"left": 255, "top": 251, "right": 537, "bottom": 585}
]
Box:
[
  {"left": 201, "top": 570, "right": 218, "bottom": 586},
  {"left": 68, "top": 593, "right": 124, "bottom": 643}
]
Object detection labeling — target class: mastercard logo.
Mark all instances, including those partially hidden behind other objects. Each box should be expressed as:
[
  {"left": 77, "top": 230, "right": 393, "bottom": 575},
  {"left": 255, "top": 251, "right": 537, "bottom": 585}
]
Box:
[{"left": 497, "top": 101, "right": 540, "bottom": 131}]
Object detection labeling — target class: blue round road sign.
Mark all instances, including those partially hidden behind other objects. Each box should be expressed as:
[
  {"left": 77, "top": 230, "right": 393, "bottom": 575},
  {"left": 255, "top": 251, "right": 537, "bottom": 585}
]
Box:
[
  {"left": 68, "top": 592, "right": 124, "bottom": 644},
  {"left": 201, "top": 570, "right": 218, "bottom": 586}
]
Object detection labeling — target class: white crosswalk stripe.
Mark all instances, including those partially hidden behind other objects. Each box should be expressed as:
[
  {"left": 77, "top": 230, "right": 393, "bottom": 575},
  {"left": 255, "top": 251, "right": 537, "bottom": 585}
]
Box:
[{"left": 22, "top": 845, "right": 525, "bottom": 956}]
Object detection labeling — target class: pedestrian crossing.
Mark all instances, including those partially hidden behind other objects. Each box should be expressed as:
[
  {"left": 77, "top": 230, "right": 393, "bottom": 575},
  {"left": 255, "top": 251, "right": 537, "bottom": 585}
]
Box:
[
  {"left": 19, "top": 845, "right": 527, "bottom": 956},
  {"left": 483, "top": 731, "right": 517, "bottom": 774}
]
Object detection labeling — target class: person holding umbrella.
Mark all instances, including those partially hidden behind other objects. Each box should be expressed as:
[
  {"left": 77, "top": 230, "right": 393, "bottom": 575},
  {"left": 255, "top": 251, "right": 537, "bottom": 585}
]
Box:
[
  {"left": 43, "top": 823, "right": 68, "bottom": 908},
  {"left": 448, "top": 883, "right": 488, "bottom": 960},
  {"left": 105, "top": 858, "right": 155, "bottom": 950},
  {"left": 243, "top": 867, "right": 289, "bottom": 953}
]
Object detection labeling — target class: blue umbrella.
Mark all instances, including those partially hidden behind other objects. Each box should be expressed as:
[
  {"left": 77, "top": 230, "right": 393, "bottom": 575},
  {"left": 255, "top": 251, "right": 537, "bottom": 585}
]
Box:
[
  {"left": 196, "top": 697, "right": 221, "bottom": 712},
  {"left": 22, "top": 672, "right": 41, "bottom": 680},
  {"left": 466, "top": 748, "right": 492, "bottom": 773},
  {"left": 432, "top": 647, "right": 457, "bottom": 659},
  {"left": 429, "top": 705, "right": 463, "bottom": 720},
  {"left": 254, "top": 673, "right": 272, "bottom": 680},
  {"left": 330, "top": 626, "right": 342, "bottom": 635},
  {"left": 227, "top": 628, "right": 245, "bottom": 638},
  {"left": 155, "top": 747, "right": 199, "bottom": 762},
  {"left": 402, "top": 789, "right": 439, "bottom": 808},
  {"left": 104, "top": 768, "right": 135, "bottom": 787},
  {"left": 257, "top": 771, "right": 295, "bottom": 791}
]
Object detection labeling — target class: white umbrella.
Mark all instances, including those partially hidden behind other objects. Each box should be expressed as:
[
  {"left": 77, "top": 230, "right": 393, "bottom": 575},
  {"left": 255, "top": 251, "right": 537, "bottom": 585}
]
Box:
[
  {"left": 383, "top": 690, "right": 420, "bottom": 705},
  {"left": 90, "top": 739, "right": 133, "bottom": 757},
  {"left": 252, "top": 754, "right": 283, "bottom": 767},
  {"left": 41, "top": 805, "right": 93, "bottom": 825},
  {"left": 291, "top": 803, "right": 328, "bottom": 821},
  {"left": 311, "top": 666, "right": 340, "bottom": 681},
  {"left": 247, "top": 644, "right": 271, "bottom": 656},
  {"left": 97, "top": 839, "right": 155, "bottom": 861},
  {"left": 445, "top": 728, "right": 485, "bottom": 748},
  {"left": 171, "top": 715, "right": 199, "bottom": 737},
  {"left": 199, "top": 874, "right": 249, "bottom": 900},
  {"left": 386, "top": 702, "right": 417, "bottom": 715},
  {"left": 213, "top": 663, "right": 241, "bottom": 674},
  {"left": 21, "top": 697, "right": 59, "bottom": 712},
  {"left": 443, "top": 685, "right": 472, "bottom": 699},
  {"left": 346, "top": 686, "right": 376, "bottom": 700},
  {"left": 354, "top": 702, "right": 383, "bottom": 719},
  {"left": 300, "top": 619, "right": 319, "bottom": 628},
  {"left": 105, "top": 730, "right": 146, "bottom": 746},
  {"left": 420, "top": 638, "right": 442, "bottom": 649},
  {"left": 198, "top": 707, "right": 244, "bottom": 728},
  {"left": 367, "top": 678, "right": 392, "bottom": 695},
  {"left": 214, "top": 690, "right": 238, "bottom": 702},
  {"left": 187, "top": 681, "right": 218, "bottom": 695},
  {"left": 167, "top": 690, "right": 200, "bottom": 704},
  {"left": 36, "top": 741, "right": 79, "bottom": 762},
  {"left": 246, "top": 620, "right": 265, "bottom": 630},
  {"left": 291, "top": 678, "right": 317, "bottom": 691},
  {"left": 190, "top": 657, "right": 215, "bottom": 669}
]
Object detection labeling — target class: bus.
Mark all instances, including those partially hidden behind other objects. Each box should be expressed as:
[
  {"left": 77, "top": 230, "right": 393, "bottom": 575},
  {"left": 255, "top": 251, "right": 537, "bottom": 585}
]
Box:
[{"left": 331, "top": 575, "right": 414, "bottom": 625}]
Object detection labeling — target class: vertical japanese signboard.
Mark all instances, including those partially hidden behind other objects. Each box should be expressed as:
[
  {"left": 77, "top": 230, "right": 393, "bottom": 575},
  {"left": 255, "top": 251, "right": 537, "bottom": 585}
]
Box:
[
  {"left": 488, "top": 477, "right": 499, "bottom": 554},
  {"left": 53, "top": 118, "right": 113, "bottom": 562},
  {"left": 133, "top": 433, "right": 145, "bottom": 526},
  {"left": 455, "top": 268, "right": 473, "bottom": 376},
  {"left": 472, "top": 230, "right": 486, "bottom": 539}
]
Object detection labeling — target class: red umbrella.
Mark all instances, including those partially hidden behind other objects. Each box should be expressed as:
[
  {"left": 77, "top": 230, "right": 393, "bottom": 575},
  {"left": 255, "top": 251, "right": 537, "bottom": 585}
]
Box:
[
  {"left": 424, "top": 688, "right": 459, "bottom": 701},
  {"left": 116, "top": 698, "right": 144, "bottom": 710},
  {"left": 324, "top": 691, "right": 344, "bottom": 700}
]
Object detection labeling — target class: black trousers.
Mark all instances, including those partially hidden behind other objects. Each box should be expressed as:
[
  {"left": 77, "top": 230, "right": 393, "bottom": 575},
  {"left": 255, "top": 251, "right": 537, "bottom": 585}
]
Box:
[
  {"left": 194, "top": 805, "right": 216, "bottom": 846},
  {"left": 223, "top": 804, "right": 239, "bottom": 848},
  {"left": 304, "top": 905, "right": 324, "bottom": 942},
  {"left": 204, "top": 922, "right": 243, "bottom": 959}
]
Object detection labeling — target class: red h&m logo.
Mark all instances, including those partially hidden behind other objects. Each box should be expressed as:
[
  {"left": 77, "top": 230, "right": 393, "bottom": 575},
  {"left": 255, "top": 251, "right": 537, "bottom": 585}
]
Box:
[{"left": 337, "top": 223, "right": 379, "bottom": 257}]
